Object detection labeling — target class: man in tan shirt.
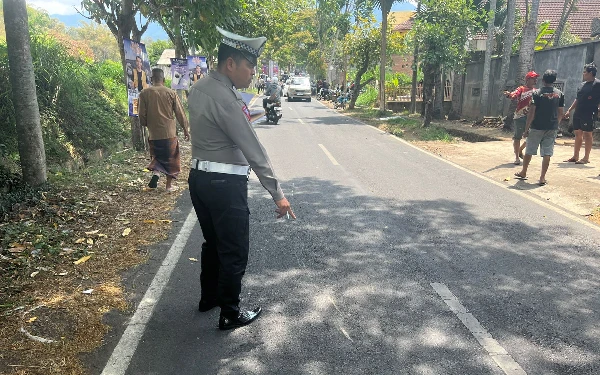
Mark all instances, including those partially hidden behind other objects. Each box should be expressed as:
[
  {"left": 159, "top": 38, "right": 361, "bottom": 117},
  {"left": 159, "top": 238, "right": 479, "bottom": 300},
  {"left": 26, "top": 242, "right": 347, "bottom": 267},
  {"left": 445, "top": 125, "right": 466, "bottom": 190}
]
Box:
[{"left": 139, "top": 68, "right": 189, "bottom": 192}]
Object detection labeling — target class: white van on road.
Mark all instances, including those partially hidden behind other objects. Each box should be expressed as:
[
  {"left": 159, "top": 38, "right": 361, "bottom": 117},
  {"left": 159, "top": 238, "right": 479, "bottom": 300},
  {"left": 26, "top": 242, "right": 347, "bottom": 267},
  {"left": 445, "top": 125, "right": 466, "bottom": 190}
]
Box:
[{"left": 286, "top": 76, "right": 311, "bottom": 102}]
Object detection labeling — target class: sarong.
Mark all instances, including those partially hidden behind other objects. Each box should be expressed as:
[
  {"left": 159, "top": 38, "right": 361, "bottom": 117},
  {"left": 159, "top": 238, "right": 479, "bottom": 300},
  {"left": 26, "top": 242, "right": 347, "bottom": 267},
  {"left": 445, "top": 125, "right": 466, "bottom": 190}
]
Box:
[{"left": 147, "top": 137, "right": 180, "bottom": 178}]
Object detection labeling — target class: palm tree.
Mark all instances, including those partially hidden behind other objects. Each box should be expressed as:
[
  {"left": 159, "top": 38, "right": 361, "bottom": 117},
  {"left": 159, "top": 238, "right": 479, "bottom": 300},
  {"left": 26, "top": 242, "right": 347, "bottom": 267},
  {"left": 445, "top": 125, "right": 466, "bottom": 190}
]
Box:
[
  {"left": 372, "top": 0, "right": 404, "bottom": 113},
  {"left": 503, "top": 0, "right": 540, "bottom": 130},
  {"left": 497, "top": 0, "right": 516, "bottom": 114},
  {"left": 554, "top": 0, "right": 577, "bottom": 46},
  {"left": 480, "top": 0, "right": 497, "bottom": 117},
  {"left": 410, "top": 0, "right": 421, "bottom": 114},
  {"left": 3, "top": 0, "right": 47, "bottom": 185}
]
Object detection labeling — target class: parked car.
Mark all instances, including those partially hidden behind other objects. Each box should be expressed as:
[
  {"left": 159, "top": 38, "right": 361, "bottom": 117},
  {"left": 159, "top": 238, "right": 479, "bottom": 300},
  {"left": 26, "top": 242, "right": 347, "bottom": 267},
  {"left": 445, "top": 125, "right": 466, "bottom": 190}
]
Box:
[{"left": 287, "top": 76, "right": 311, "bottom": 102}]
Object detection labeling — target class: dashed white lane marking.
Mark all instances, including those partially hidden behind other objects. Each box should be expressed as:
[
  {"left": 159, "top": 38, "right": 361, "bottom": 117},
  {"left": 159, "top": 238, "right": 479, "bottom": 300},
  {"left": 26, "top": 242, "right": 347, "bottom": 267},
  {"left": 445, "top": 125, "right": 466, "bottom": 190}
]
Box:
[
  {"left": 101, "top": 210, "right": 197, "bottom": 375},
  {"left": 431, "top": 283, "right": 527, "bottom": 375},
  {"left": 298, "top": 118, "right": 305, "bottom": 124},
  {"left": 318, "top": 144, "right": 340, "bottom": 166}
]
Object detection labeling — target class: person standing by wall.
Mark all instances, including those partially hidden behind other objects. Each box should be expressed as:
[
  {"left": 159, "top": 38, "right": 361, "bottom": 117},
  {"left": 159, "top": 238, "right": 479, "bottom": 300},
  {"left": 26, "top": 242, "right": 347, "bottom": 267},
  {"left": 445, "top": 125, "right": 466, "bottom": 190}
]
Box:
[
  {"left": 515, "top": 70, "right": 564, "bottom": 186},
  {"left": 564, "top": 62, "right": 600, "bottom": 164},
  {"left": 504, "top": 71, "right": 539, "bottom": 165},
  {"left": 138, "top": 68, "right": 189, "bottom": 192}
]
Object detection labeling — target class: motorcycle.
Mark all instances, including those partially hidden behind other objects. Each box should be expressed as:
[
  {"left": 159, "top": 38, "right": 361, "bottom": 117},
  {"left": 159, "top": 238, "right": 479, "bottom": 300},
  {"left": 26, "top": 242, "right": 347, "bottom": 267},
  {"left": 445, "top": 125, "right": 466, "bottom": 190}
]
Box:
[
  {"left": 334, "top": 92, "right": 350, "bottom": 109},
  {"left": 265, "top": 101, "right": 283, "bottom": 124}
]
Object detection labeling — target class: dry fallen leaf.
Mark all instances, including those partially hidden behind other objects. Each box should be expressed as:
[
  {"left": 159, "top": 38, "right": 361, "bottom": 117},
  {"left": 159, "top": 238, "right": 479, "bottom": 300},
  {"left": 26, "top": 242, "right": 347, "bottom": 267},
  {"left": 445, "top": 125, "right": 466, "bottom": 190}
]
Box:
[
  {"left": 30, "top": 271, "right": 40, "bottom": 278},
  {"left": 74, "top": 238, "right": 86, "bottom": 244},
  {"left": 27, "top": 317, "right": 37, "bottom": 323},
  {"left": 143, "top": 220, "right": 156, "bottom": 224},
  {"left": 122, "top": 228, "right": 132, "bottom": 237},
  {"left": 85, "top": 230, "right": 99, "bottom": 235},
  {"left": 74, "top": 255, "right": 92, "bottom": 265},
  {"left": 82, "top": 289, "right": 94, "bottom": 294},
  {"left": 8, "top": 247, "right": 25, "bottom": 253},
  {"left": 97, "top": 234, "right": 107, "bottom": 238},
  {"left": 160, "top": 220, "right": 172, "bottom": 224},
  {"left": 189, "top": 258, "right": 198, "bottom": 262},
  {"left": 57, "top": 272, "right": 68, "bottom": 276},
  {"left": 87, "top": 238, "right": 94, "bottom": 245}
]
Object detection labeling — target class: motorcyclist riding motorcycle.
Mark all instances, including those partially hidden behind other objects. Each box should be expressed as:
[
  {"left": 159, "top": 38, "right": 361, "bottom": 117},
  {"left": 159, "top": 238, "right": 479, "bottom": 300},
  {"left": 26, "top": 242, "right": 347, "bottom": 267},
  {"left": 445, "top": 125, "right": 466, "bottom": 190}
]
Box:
[
  {"left": 263, "top": 77, "right": 283, "bottom": 124},
  {"left": 263, "top": 77, "right": 281, "bottom": 109}
]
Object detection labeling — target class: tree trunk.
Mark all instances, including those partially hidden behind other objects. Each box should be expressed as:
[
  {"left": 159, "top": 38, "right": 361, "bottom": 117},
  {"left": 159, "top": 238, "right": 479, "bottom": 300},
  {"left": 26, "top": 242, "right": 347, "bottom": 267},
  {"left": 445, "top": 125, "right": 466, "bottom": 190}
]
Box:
[
  {"left": 447, "top": 69, "right": 464, "bottom": 120},
  {"left": 553, "top": 0, "right": 577, "bottom": 46},
  {"left": 379, "top": 6, "right": 388, "bottom": 113},
  {"left": 422, "top": 63, "right": 435, "bottom": 127},
  {"left": 410, "top": 0, "right": 421, "bottom": 114},
  {"left": 348, "top": 58, "right": 372, "bottom": 110},
  {"left": 497, "top": 0, "right": 516, "bottom": 116},
  {"left": 433, "top": 70, "right": 444, "bottom": 119},
  {"left": 4, "top": 0, "right": 46, "bottom": 185},
  {"left": 504, "top": 0, "right": 540, "bottom": 129},
  {"left": 480, "top": 0, "right": 497, "bottom": 117}
]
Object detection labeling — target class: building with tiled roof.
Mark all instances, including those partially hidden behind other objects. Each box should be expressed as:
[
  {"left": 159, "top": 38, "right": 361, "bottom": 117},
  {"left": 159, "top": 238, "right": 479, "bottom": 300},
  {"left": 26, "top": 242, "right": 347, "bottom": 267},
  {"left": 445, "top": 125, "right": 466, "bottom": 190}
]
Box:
[
  {"left": 393, "top": 0, "right": 600, "bottom": 52},
  {"left": 468, "top": 0, "right": 600, "bottom": 49},
  {"left": 388, "top": 11, "right": 415, "bottom": 31}
]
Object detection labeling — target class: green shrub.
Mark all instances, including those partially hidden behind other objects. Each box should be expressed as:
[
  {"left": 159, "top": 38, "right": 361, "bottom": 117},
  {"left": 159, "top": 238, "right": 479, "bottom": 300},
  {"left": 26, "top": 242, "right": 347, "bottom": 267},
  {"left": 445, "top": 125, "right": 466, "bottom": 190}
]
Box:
[
  {"left": 0, "top": 29, "right": 129, "bottom": 168},
  {"left": 355, "top": 85, "right": 378, "bottom": 107},
  {"left": 421, "top": 126, "right": 454, "bottom": 142}
]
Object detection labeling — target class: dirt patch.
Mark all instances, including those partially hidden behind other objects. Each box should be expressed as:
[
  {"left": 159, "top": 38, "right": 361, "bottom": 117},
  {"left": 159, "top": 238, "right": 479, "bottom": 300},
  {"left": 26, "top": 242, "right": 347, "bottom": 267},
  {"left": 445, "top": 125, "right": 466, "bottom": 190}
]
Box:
[
  {"left": 0, "top": 140, "right": 191, "bottom": 374},
  {"left": 414, "top": 135, "right": 600, "bottom": 220}
]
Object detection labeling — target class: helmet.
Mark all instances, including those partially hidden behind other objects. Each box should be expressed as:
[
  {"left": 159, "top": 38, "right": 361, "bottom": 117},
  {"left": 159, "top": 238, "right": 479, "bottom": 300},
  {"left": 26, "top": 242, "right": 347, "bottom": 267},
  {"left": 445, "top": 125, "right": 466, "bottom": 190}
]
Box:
[{"left": 272, "top": 77, "right": 278, "bottom": 84}]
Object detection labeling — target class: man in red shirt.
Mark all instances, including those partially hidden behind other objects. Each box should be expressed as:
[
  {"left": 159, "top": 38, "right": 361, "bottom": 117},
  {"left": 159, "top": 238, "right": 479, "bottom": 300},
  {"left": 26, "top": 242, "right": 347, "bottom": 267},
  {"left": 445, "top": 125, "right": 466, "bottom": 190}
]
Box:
[{"left": 504, "top": 71, "right": 539, "bottom": 165}]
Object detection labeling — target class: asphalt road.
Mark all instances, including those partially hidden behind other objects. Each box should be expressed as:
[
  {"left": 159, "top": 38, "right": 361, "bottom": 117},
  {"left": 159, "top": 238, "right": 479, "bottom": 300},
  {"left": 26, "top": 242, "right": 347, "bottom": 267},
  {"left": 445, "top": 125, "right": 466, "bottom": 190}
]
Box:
[{"left": 94, "top": 98, "right": 600, "bottom": 375}]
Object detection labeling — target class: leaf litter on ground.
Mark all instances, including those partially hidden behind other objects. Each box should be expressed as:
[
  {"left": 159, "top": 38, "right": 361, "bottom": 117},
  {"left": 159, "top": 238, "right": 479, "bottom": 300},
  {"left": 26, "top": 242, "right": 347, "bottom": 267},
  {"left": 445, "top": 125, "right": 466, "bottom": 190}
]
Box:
[{"left": 0, "top": 140, "right": 192, "bottom": 374}]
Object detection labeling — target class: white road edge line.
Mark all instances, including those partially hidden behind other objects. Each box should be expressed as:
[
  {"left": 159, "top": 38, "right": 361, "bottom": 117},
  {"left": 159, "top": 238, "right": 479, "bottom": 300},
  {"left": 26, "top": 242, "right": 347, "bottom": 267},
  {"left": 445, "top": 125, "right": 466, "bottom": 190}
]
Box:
[
  {"left": 431, "top": 283, "right": 527, "bottom": 375},
  {"left": 101, "top": 209, "right": 197, "bottom": 375},
  {"left": 360, "top": 124, "right": 600, "bottom": 232},
  {"left": 318, "top": 144, "right": 340, "bottom": 166}
]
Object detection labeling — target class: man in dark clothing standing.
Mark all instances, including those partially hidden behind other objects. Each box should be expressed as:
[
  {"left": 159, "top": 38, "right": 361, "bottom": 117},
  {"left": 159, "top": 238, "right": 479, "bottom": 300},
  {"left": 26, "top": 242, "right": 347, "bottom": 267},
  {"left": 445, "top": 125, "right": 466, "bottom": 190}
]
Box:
[
  {"left": 564, "top": 62, "right": 600, "bottom": 164},
  {"left": 515, "top": 70, "right": 565, "bottom": 186}
]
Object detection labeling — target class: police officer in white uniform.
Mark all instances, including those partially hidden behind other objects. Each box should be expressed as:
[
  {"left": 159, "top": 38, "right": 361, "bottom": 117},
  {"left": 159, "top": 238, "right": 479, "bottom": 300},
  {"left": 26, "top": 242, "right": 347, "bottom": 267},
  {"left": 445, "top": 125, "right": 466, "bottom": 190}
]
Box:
[{"left": 187, "top": 27, "right": 296, "bottom": 330}]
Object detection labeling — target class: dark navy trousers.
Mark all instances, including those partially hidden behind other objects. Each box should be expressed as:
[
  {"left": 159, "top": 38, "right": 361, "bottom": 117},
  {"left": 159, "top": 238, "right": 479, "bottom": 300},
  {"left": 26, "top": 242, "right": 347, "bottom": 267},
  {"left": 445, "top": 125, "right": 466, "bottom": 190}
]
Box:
[{"left": 188, "top": 169, "right": 249, "bottom": 318}]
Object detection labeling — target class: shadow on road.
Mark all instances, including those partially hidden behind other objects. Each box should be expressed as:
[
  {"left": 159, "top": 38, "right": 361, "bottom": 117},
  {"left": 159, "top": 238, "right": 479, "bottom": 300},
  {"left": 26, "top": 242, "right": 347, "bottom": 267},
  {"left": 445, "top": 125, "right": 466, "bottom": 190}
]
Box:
[{"left": 131, "top": 177, "right": 600, "bottom": 375}]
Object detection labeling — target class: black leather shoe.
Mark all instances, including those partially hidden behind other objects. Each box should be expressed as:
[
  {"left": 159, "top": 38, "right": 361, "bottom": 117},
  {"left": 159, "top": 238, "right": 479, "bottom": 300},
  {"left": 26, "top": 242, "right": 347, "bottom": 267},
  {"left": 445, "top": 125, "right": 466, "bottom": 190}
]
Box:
[
  {"left": 218, "top": 307, "right": 262, "bottom": 330},
  {"left": 198, "top": 300, "right": 218, "bottom": 312}
]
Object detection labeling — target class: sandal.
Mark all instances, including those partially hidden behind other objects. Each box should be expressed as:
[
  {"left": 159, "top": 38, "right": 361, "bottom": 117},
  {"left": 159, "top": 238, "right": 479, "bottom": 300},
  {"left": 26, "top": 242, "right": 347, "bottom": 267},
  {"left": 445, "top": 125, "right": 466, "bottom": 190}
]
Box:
[
  {"left": 564, "top": 157, "right": 578, "bottom": 162},
  {"left": 514, "top": 173, "right": 528, "bottom": 180},
  {"left": 537, "top": 181, "right": 548, "bottom": 186},
  {"left": 575, "top": 159, "right": 589, "bottom": 164}
]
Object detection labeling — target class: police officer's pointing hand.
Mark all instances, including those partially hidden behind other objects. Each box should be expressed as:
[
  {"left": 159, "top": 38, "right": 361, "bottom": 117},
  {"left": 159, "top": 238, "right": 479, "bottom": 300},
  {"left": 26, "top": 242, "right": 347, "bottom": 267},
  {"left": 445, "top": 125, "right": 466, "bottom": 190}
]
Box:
[{"left": 275, "top": 197, "right": 296, "bottom": 219}]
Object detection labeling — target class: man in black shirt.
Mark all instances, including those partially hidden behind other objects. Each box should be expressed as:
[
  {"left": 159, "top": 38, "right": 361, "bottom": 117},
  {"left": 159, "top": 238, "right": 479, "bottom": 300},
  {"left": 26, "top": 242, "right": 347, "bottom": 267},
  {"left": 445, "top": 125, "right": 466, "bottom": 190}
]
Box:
[
  {"left": 515, "top": 70, "right": 564, "bottom": 186},
  {"left": 564, "top": 62, "right": 600, "bottom": 164}
]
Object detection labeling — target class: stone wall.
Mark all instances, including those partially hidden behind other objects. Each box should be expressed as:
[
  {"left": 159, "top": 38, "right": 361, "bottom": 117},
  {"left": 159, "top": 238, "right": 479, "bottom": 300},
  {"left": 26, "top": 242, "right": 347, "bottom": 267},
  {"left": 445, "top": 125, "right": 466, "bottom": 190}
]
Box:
[{"left": 461, "top": 40, "right": 600, "bottom": 119}]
